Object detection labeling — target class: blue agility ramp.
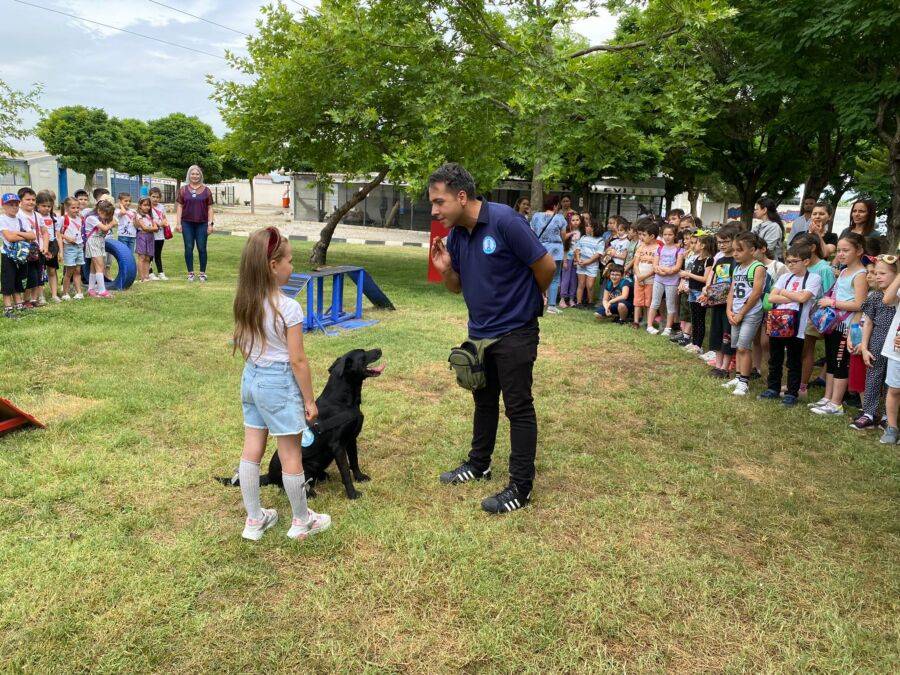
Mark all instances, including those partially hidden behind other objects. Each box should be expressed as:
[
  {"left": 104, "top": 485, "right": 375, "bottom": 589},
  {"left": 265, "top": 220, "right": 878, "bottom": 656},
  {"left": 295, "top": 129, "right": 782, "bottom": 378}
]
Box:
[{"left": 281, "top": 266, "right": 394, "bottom": 335}]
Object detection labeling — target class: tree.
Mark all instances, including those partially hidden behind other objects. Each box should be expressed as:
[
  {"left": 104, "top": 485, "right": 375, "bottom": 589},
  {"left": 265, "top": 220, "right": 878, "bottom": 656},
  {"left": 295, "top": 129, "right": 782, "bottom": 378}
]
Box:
[
  {"left": 35, "top": 106, "right": 125, "bottom": 191},
  {"left": 147, "top": 113, "right": 220, "bottom": 191},
  {"left": 214, "top": 0, "right": 509, "bottom": 265},
  {"left": 737, "top": 0, "right": 900, "bottom": 239},
  {"left": 0, "top": 79, "right": 42, "bottom": 164},
  {"left": 444, "top": 0, "right": 730, "bottom": 207},
  {"left": 115, "top": 118, "right": 155, "bottom": 180},
  {"left": 215, "top": 131, "right": 271, "bottom": 214}
]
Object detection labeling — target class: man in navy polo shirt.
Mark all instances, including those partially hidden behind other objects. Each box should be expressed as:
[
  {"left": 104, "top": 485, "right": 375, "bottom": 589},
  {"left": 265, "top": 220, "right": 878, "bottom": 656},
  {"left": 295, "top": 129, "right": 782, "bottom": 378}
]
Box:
[{"left": 429, "top": 163, "right": 555, "bottom": 514}]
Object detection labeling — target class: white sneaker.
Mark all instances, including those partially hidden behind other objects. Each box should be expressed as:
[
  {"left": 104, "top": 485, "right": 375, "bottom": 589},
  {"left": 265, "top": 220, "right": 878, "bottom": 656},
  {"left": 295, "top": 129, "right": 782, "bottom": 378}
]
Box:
[
  {"left": 148, "top": 273, "right": 158, "bottom": 281},
  {"left": 722, "top": 377, "right": 740, "bottom": 389},
  {"left": 661, "top": 327, "right": 672, "bottom": 336},
  {"left": 287, "top": 509, "right": 332, "bottom": 540},
  {"left": 732, "top": 381, "right": 749, "bottom": 396},
  {"left": 36, "top": 297, "right": 47, "bottom": 306},
  {"left": 811, "top": 402, "right": 844, "bottom": 416},
  {"left": 158, "top": 272, "right": 168, "bottom": 281},
  {"left": 52, "top": 296, "right": 62, "bottom": 304},
  {"left": 241, "top": 508, "right": 278, "bottom": 541},
  {"left": 73, "top": 293, "right": 84, "bottom": 300},
  {"left": 807, "top": 396, "right": 829, "bottom": 409},
  {"left": 61, "top": 294, "right": 72, "bottom": 301},
  {"left": 546, "top": 306, "right": 562, "bottom": 315},
  {"left": 646, "top": 327, "right": 659, "bottom": 335},
  {"left": 699, "top": 351, "right": 716, "bottom": 361}
]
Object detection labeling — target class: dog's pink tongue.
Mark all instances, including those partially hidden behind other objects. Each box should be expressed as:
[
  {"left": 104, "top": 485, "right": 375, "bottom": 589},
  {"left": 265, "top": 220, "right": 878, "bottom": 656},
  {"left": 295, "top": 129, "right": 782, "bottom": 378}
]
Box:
[{"left": 368, "top": 364, "right": 386, "bottom": 374}]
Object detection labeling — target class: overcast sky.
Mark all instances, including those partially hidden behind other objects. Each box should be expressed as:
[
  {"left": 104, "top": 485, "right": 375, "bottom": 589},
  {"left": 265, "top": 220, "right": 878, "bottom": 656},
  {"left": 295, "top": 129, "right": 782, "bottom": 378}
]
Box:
[{"left": 2, "top": 0, "right": 616, "bottom": 151}]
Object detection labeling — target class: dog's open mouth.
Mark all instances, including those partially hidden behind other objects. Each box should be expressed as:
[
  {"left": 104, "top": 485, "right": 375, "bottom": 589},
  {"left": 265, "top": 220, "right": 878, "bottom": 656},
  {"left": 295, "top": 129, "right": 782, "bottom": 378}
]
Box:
[{"left": 366, "top": 363, "right": 386, "bottom": 377}]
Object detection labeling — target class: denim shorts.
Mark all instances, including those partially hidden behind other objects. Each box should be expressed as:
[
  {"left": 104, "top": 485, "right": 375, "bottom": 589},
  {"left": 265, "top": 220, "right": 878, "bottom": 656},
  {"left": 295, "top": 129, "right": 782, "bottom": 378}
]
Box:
[
  {"left": 886, "top": 358, "right": 900, "bottom": 389},
  {"left": 241, "top": 361, "right": 307, "bottom": 436},
  {"left": 731, "top": 309, "right": 764, "bottom": 350},
  {"left": 63, "top": 244, "right": 85, "bottom": 267}
]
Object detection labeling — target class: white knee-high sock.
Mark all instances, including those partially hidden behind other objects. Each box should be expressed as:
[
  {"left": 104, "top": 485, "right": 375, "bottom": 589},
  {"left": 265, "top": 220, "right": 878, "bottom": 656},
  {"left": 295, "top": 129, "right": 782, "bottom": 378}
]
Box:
[
  {"left": 95, "top": 273, "right": 106, "bottom": 293},
  {"left": 238, "top": 459, "right": 263, "bottom": 520},
  {"left": 87, "top": 274, "right": 96, "bottom": 292},
  {"left": 282, "top": 472, "right": 309, "bottom": 522}
]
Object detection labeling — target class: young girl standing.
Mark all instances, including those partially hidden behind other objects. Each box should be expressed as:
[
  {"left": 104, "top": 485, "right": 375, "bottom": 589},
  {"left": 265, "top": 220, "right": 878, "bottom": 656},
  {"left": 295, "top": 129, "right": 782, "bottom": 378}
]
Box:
[
  {"left": 810, "top": 232, "right": 868, "bottom": 415},
  {"left": 149, "top": 187, "right": 169, "bottom": 280},
  {"left": 574, "top": 219, "right": 603, "bottom": 306},
  {"left": 703, "top": 226, "right": 739, "bottom": 377},
  {"left": 84, "top": 200, "right": 115, "bottom": 298},
  {"left": 632, "top": 222, "right": 659, "bottom": 328},
  {"left": 233, "top": 227, "right": 330, "bottom": 541},
  {"left": 681, "top": 234, "right": 715, "bottom": 354},
  {"left": 647, "top": 224, "right": 684, "bottom": 336},
  {"left": 134, "top": 198, "right": 158, "bottom": 282},
  {"left": 723, "top": 232, "right": 767, "bottom": 396},
  {"left": 36, "top": 191, "right": 61, "bottom": 303},
  {"left": 59, "top": 198, "right": 85, "bottom": 300},
  {"left": 848, "top": 256, "right": 897, "bottom": 430},
  {"left": 559, "top": 213, "right": 582, "bottom": 308}
]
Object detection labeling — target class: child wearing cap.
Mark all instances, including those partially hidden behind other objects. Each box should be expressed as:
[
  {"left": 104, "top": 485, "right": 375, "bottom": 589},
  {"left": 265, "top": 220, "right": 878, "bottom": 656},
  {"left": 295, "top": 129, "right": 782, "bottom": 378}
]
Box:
[{"left": 0, "top": 193, "right": 36, "bottom": 318}]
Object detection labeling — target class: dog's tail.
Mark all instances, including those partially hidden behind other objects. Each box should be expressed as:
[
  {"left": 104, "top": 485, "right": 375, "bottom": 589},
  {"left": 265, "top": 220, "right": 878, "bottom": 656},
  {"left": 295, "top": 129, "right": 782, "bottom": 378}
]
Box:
[{"left": 215, "top": 470, "right": 273, "bottom": 487}]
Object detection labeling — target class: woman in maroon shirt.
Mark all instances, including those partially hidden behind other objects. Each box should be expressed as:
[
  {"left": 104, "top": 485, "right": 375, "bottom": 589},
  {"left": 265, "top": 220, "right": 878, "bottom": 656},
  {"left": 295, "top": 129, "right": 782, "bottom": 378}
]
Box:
[{"left": 175, "top": 165, "right": 215, "bottom": 282}]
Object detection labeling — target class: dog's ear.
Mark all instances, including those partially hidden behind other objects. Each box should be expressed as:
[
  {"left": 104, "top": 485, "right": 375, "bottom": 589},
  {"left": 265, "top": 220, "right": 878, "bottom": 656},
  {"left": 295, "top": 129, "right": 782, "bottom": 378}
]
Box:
[{"left": 329, "top": 356, "right": 350, "bottom": 378}]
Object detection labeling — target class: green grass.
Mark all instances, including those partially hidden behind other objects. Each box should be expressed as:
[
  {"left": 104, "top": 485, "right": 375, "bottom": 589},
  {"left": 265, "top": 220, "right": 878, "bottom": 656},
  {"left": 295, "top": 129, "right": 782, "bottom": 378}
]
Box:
[{"left": 1, "top": 235, "right": 897, "bottom": 672}]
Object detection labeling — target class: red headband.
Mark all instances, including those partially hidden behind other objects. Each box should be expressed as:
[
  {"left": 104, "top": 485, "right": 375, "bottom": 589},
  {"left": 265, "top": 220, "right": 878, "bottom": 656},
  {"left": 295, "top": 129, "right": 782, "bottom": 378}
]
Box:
[{"left": 266, "top": 227, "right": 280, "bottom": 259}]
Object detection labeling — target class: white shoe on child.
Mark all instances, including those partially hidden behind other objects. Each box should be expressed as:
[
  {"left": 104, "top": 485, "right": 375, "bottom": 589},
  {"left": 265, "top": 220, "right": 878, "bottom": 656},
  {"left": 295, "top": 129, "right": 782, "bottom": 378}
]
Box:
[
  {"left": 722, "top": 377, "right": 740, "bottom": 389},
  {"left": 807, "top": 396, "right": 829, "bottom": 409},
  {"left": 646, "top": 327, "right": 659, "bottom": 335},
  {"left": 242, "top": 508, "right": 278, "bottom": 541},
  {"left": 158, "top": 272, "right": 168, "bottom": 281},
  {"left": 61, "top": 294, "right": 72, "bottom": 301},
  {"left": 661, "top": 327, "right": 672, "bottom": 336},
  {"left": 73, "top": 293, "right": 84, "bottom": 300},
  {"left": 732, "top": 381, "right": 749, "bottom": 396},
  {"left": 148, "top": 273, "right": 158, "bottom": 281},
  {"left": 287, "top": 509, "right": 331, "bottom": 540}
]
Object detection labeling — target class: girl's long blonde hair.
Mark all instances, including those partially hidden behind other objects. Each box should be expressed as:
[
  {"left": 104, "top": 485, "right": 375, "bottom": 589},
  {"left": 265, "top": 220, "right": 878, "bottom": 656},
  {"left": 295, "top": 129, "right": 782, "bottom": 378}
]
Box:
[{"left": 233, "top": 227, "right": 289, "bottom": 359}]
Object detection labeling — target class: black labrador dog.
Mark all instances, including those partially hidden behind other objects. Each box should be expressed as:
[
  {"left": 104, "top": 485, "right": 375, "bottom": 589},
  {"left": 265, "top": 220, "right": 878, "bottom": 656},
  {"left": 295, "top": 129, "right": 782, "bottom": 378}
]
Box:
[{"left": 221, "top": 348, "right": 384, "bottom": 499}]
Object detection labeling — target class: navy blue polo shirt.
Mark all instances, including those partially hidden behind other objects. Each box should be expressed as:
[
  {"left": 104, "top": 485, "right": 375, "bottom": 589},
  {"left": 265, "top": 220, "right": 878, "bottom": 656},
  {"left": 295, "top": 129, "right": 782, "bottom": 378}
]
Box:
[{"left": 447, "top": 200, "right": 547, "bottom": 338}]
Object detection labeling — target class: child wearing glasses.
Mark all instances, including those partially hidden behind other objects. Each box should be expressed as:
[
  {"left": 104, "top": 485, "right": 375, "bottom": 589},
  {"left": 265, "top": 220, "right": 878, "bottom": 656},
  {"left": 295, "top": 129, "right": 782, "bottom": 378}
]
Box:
[{"left": 758, "top": 242, "right": 823, "bottom": 405}]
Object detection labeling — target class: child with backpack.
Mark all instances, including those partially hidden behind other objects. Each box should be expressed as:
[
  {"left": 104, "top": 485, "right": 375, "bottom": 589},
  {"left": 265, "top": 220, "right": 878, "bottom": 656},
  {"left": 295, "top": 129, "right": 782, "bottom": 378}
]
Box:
[
  {"left": 59, "top": 197, "right": 85, "bottom": 300},
  {"left": 647, "top": 223, "right": 684, "bottom": 336},
  {"left": 115, "top": 192, "right": 138, "bottom": 254},
  {"left": 722, "top": 232, "right": 767, "bottom": 396},
  {"left": 1, "top": 193, "right": 36, "bottom": 318},
  {"left": 149, "top": 187, "right": 169, "bottom": 280},
  {"left": 134, "top": 198, "right": 158, "bottom": 282},
  {"left": 84, "top": 200, "right": 116, "bottom": 298},
  {"left": 703, "top": 225, "right": 739, "bottom": 377},
  {"left": 758, "top": 242, "right": 823, "bottom": 405},
  {"left": 233, "top": 227, "right": 330, "bottom": 541},
  {"left": 36, "top": 190, "right": 61, "bottom": 303},
  {"left": 681, "top": 233, "right": 716, "bottom": 354}
]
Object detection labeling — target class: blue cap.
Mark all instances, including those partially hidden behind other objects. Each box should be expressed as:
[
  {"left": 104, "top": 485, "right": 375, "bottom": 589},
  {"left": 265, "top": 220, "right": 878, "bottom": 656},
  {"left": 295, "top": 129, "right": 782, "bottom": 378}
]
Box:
[{"left": 1, "top": 193, "right": 20, "bottom": 205}]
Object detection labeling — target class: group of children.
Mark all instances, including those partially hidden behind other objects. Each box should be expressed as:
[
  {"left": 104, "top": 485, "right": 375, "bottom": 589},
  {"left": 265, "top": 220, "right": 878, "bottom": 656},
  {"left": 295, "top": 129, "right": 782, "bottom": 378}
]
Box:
[
  {"left": 0, "top": 186, "right": 172, "bottom": 318},
  {"left": 551, "top": 205, "right": 900, "bottom": 445}
]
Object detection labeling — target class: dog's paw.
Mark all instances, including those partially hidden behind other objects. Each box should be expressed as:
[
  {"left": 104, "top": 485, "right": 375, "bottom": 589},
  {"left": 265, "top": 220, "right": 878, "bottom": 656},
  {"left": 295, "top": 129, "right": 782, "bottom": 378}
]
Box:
[
  {"left": 354, "top": 473, "right": 371, "bottom": 482},
  {"left": 347, "top": 490, "right": 362, "bottom": 500},
  {"left": 306, "top": 487, "right": 318, "bottom": 499}
]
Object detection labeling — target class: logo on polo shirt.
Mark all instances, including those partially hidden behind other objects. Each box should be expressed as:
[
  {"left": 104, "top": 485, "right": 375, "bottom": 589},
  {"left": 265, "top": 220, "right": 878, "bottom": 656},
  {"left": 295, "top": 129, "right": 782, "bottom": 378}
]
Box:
[{"left": 482, "top": 236, "right": 497, "bottom": 255}]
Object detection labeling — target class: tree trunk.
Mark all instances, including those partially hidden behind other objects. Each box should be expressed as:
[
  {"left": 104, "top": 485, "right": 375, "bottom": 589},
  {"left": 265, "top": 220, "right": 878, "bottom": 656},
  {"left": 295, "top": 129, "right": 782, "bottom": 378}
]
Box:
[
  {"left": 384, "top": 200, "right": 400, "bottom": 228},
  {"left": 249, "top": 176, "right": 256, "bottom": 215},
  {"left": 664, "top": 193, "right": 674, "bottom": 214},
  {"left": 802, "top": 176, "right": 828, "bottom": 203},
  {"left": 309, "top": 168, "right": 388, "bottom": 267},
  {"left": 889, "top": 138, "right": 900, "bottom": 248},
  {"left": 739, "top": 187, "right": 757, "bottom": 230},
  {"left": 83, "top": 170, "right": 95, "bottom": 193},
  {"left": 687, "top": 187, "right": 700, "bottom": 216},
  {"left": 530, "top": 157, "right": 544, "bottom": 214}
]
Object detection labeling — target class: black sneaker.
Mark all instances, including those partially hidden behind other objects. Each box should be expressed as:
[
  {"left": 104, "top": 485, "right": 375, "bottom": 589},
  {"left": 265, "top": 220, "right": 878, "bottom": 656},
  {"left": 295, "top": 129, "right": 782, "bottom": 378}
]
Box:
[
  {"left": 481, "top": 483, "right": 530, "bottom": 514},
  {"left": 439, "top": 462, "right": 491, "bottom": 485},
  {"left": 849, "top": 414, "right": 875, "bottom": 431},
  {"left": 668, "top": 331, "right": 684, "bottom": 342}
]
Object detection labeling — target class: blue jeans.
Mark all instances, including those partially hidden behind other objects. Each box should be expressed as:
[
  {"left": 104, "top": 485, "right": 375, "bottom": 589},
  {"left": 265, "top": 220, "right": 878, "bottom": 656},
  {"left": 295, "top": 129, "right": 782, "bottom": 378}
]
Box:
[
  {"left": 181, "top": 221, "right": 208, "bottom": 273},
  {"left": 118, "top": 236, "right": 136, "bottom": 253},
  {"left": 547, "top": 260, "right": 562, "bottom": 307}
]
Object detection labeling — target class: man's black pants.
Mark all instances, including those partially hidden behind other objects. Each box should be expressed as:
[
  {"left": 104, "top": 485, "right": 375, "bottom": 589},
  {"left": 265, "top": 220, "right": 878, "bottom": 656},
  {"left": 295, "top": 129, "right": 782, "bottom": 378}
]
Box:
[{"left": 467, "top": 319, "right": 539, "bottom": 492}]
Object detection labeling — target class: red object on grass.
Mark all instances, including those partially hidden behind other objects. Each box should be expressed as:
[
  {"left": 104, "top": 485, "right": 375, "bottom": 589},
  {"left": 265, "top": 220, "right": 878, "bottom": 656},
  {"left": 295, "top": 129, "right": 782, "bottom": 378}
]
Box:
[
  {"left": 428, "top": 220, "right": 450, "bottom": 283},
  {"left": 848, "top": 353, "right": 867, "bottom": 394},
  {"left": 0, "top": 398, "right": 45, "bottom": 435}
]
